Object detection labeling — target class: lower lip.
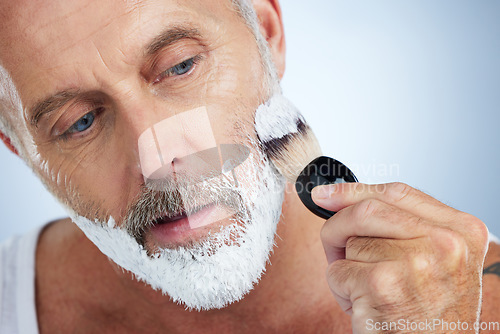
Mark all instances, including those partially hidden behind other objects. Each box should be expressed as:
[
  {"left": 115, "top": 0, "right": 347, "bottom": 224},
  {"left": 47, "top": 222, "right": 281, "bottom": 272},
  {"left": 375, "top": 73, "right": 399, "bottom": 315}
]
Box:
[{"left": 149, "top": 204, "right": 227, "bottom": 245}]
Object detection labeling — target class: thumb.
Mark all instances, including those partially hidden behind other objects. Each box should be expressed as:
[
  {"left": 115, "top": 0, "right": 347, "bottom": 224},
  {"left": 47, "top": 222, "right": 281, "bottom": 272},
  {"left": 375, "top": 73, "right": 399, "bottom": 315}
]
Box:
[{"left": 311, "top": 184, "right": 345, "bottom": 212}]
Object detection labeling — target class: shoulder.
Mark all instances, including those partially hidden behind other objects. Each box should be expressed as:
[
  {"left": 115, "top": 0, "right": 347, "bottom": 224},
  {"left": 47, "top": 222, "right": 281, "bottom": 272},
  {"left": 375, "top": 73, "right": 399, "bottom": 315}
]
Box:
[
  {"left": 480, "top": 241, "right": 500, "bottom": 333},
  {"left": 35, "top": 218, "right": 103, "bottom": 334}
]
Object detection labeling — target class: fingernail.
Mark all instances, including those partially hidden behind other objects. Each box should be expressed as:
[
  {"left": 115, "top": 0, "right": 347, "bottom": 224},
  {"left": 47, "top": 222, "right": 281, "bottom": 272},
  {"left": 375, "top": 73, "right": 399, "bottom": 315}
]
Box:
[{"left": 311, "top": 184, "right": 338, "bottom": 200}]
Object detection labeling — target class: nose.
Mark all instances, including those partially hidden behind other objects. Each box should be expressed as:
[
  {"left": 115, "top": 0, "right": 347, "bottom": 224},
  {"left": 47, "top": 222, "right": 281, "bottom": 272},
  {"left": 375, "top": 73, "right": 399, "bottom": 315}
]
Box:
[{"left": 138, "top": 106, "right": 222, "bottom": 185}]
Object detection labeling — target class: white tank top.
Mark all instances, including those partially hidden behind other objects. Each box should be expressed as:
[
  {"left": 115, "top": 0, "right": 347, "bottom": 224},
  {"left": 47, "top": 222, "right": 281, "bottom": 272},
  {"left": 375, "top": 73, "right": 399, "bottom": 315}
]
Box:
[{"left": 0, "top": 226, "right": 43, "bottom": 334}]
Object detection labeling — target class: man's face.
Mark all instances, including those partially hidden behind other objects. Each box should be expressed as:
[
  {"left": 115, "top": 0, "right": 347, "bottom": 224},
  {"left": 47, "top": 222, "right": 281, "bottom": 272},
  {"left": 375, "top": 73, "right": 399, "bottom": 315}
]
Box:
[
  {"left": 1, "top": 0, "right": 271, "bottom": 245},
  {"left": 1, "top": 0, "right": 291, "bottom": 310}
]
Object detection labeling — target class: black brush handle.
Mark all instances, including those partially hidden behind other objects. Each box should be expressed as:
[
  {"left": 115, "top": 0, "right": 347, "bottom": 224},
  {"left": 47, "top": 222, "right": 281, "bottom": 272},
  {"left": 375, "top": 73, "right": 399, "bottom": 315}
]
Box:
[{"left": 295, "top": 156, "right": 358, "bottom": 220}]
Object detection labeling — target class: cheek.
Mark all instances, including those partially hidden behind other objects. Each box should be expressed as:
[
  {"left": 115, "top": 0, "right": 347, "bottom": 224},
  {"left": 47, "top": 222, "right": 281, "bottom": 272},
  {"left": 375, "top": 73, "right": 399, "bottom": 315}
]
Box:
[
  {"left": 231, "top": 143, "right": 269, "bottom": 193},
  {"left": 200, "top": 56, "right": 266, "bottom": 147},
  {"left": 31, "top": 136, "right": 143, "bottom": 221},
  {"left": 207, "top": 42, "right": 264, "bottom": 101}
]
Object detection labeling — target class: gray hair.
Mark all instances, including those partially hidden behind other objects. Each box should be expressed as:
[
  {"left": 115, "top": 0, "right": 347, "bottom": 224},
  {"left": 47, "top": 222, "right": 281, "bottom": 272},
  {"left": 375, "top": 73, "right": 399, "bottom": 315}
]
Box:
[
  {"left": 231, "top": 0, "right": 281, "bottom": 96},
  {"left": 0, "top": 64, "right": 25, "bottom": 158},
  {"left": 0, "top": 0, "right": 280, "bottom": 157}
]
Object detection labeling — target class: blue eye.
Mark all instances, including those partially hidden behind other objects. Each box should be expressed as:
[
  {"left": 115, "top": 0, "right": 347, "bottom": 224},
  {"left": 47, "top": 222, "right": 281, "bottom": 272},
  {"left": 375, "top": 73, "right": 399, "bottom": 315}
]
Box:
[
  {"left": 171, "top": 58, "right": 195, "bottom": 76},
  {"left": 157, "top": 57, "right": 198, "bottom": 82},
  {"left": 68, "top": 112, "right": 95, "bottom": 134},
  {"left": 165, "top": 58, "right": 195, "bottom": 76},
  {"left": 154, "top": 55, "right": 203, "bottom": 84}
]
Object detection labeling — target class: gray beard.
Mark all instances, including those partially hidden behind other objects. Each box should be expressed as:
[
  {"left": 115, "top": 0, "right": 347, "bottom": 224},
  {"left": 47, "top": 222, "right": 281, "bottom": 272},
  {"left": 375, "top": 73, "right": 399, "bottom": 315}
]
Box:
[{"left": 66, "top": 149, "right": 285, "bottom": 311}]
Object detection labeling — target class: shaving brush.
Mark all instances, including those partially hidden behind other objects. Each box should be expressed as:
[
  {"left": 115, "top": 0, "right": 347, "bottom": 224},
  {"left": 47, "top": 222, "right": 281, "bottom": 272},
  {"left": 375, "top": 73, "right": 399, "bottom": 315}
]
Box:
[{"left": 255, "top": 95, "right": 358, "bottom": 219}]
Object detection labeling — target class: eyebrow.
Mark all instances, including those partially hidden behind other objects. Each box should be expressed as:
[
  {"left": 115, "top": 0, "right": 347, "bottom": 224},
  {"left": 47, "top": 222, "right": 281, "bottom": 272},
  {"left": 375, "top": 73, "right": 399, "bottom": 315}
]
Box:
[
  {"left": 29, "top": 26, "right": 202, "bottom": 127},
  {"left": 146, "top": 26, "right": 202, "bottom": 56},
  {"left": 30, "top": 90, "right": 80, "bottom": 127}
]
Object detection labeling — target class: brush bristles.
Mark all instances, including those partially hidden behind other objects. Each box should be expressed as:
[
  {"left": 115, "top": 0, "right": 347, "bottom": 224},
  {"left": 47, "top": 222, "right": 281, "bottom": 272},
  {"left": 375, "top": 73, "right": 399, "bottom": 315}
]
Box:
[{"left": 261, "top": 120, "right": 322, "bottom": 182}]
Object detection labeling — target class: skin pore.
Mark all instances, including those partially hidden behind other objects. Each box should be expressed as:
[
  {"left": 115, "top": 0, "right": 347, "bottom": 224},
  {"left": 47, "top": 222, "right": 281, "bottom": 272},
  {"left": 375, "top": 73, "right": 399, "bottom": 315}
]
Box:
[{"left": 1, "top": 0, "right": 499, "bottom": 333}]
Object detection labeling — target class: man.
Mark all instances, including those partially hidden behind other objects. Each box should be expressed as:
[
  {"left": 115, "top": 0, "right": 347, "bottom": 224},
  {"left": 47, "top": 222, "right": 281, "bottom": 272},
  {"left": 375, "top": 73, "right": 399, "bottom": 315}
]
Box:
[{"left": 0, "top": 0, "right": 499, "bottom": 333}]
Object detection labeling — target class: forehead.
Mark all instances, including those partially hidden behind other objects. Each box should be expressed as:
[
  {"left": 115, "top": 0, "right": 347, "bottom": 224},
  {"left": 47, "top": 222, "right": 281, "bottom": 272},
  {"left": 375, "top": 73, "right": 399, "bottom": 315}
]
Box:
[{"left": 0, "top": 0, "right": 239, "bottom": 109}]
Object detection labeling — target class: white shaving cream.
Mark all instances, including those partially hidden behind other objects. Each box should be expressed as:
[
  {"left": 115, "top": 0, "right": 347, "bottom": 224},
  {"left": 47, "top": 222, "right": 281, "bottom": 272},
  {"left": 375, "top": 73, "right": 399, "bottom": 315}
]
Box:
[
  {"left": 66, "top": 95, "right": 305, "bottom": 311},
  {"left": 254, "top": 94, "right": 305, "bottom": 142}
]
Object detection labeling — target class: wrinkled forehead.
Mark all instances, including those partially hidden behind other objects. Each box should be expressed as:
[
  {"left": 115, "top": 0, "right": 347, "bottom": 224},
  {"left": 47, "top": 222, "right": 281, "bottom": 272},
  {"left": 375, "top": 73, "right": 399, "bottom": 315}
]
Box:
[{"left": 0, "top": 0, "right": 239, "bottom": 115}]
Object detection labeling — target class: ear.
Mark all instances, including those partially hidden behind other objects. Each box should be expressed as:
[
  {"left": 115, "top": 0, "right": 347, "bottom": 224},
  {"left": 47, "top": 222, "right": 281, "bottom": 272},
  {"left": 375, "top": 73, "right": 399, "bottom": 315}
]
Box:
[
  {"left": 0, "top": 130, "right": 19, "bottom": 156},
  {"left": 252, "top": 0, "right": 286, "bottom": 79}
]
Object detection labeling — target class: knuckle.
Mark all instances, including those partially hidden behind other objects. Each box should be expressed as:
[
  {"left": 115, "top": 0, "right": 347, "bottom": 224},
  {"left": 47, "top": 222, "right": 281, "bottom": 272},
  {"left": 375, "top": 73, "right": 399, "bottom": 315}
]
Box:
[
  {"left": 460, "top": 213, "right": 489, "bottom": 248},
  {"left": 435, "top": 229, "right": 467, "bottom": 266},
  {"left": 352, "top": 199, "right": 380, "bottom": 226},
  {"left": 367, "top": 264, "right": 401, "bottom": 304},
  {"left": 368, "top": 265, "right": 394, "bottom": 290},
  {"left": 325, "top": 265, "right": 339, "bottom": 293},
  {"left": 409, "top": 253, "right": 431, "bottom": 273},
  {"left": 351, "top": 308, "right": 373, "bottom": 333},
  {"left": 319, "top": 221, "right": 331, "bottom": 244},
  {"left": 326, "top": 262, "right": 336, "bottom": 282},
  {"left": 386, "top": 182, "right": 414, "bottom": 203}
]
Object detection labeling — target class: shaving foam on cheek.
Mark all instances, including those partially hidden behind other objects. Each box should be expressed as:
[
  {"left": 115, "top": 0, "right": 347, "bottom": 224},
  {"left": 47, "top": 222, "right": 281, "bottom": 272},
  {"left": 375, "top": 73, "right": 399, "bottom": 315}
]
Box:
[{"left": 254, "top": 95, "right": 305, "bottom": 143}]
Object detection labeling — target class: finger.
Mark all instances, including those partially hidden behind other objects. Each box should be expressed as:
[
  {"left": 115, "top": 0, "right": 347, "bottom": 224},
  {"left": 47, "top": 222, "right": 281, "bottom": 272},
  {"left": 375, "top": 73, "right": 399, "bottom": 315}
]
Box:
[
  {"left": 345, "top": 236, "right": 427, "bottom": 263},
  {"left": 312, "top": 182, "right": 458, "bottom": 221},
  {"left": 330, "top": 290, "right": 353, "bottom": 316},
  {"left": 320, "top": 199, "right": 429, "bottom": 263},
  {"left": 326, "top": 259, "right": 373, "bottom": 312},
  {"left": 327, "top": 260, "right": 405, "bottom": 314}
]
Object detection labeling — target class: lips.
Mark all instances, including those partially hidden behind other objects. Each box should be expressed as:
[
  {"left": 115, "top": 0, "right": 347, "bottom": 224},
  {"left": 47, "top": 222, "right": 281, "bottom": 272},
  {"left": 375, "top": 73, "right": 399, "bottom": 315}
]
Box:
[
  {"left": 152, "top": 201, "right": 214, "bottom": 225},
  {"left": 146, "top": 203, "right": 234, "bottom": 247},
  {"left": 154, "top": 213, "right": 186, "bottom": 224},
  {"left": 153, "top": 204, "right": 208, "bottom": 225}
]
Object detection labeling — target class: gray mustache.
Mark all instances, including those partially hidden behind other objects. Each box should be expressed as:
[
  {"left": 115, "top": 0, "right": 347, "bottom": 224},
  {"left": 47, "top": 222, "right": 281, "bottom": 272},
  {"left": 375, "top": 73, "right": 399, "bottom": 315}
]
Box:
[{"left": 122, "top": 174, "right": 245, "bottom": 243}]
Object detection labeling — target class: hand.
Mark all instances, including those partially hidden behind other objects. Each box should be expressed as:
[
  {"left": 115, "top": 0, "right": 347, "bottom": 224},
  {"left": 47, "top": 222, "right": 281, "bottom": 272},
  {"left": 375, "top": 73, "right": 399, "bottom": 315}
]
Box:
[{"left": 311, "top": 182, "right": 489, "bottom": 334}]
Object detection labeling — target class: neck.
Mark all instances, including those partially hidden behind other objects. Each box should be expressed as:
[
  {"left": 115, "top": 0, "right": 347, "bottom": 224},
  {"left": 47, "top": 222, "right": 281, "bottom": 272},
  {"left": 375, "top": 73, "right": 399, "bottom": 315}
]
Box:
[{"left": 36, "top": 184, "right": 349, "bottom": 333}]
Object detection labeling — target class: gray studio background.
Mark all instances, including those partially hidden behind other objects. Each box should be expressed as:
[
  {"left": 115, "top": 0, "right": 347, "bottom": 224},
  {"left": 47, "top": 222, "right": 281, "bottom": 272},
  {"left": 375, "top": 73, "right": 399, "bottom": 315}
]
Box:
[{"left": 1, "top": 0, "right": 499, "bottom": 241}]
